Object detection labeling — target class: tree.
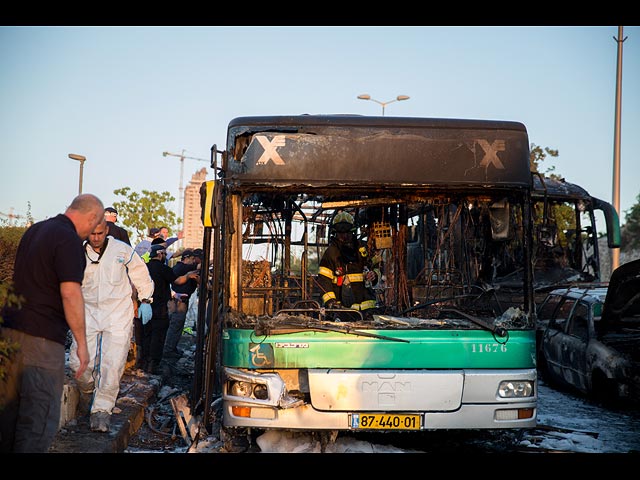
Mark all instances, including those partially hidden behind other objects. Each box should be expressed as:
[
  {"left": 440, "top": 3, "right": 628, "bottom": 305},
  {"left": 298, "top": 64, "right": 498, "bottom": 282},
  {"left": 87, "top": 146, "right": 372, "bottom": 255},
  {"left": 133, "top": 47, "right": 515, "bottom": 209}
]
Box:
[
  {"left": 529, "top": 144, "right": 578, "bottom": 249},
  {"left": 530, "top": 144, "right": 560, "bottom": 176},
  {"left": 111, "top": 188, "right": 181, "bottom": 245},
  {"left": 0, "top": 280, "right": 21, "bottom": 383},
  {"left": 0, "top": 225, "right": 26, "bottom": 383},
  {"left": 621, "top": 193, "right": 640, "bottom": 251}
]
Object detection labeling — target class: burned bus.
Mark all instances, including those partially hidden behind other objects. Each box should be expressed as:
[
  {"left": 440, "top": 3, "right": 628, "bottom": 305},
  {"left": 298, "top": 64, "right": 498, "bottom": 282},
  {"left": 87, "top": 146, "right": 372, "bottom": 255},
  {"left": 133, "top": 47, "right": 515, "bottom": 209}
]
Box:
[
  {"left": 529, "top": 174, "right": 620, "bottom": 295},
  {"left": 193, "top": 115, "right": 538, "bottom": 443}
]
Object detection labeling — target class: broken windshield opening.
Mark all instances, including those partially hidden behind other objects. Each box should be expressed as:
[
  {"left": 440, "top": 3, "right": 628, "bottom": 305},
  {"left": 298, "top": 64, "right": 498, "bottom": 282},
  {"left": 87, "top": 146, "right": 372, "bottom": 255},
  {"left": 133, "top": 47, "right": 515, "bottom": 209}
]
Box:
[{"left": 227, "top": 190, "right": 533, "bottom": 330}]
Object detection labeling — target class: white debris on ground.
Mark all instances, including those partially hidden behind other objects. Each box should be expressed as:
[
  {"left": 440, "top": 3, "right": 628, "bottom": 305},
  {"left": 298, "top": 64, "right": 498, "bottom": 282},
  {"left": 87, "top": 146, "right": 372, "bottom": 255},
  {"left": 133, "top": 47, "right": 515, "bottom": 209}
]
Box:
[
  {"left": 186, "top": 438, "right": 225, "bottom": 453},
  {"left": 518, "top": 429, "right": 604, "bottom": 453},
  {"left": 525, "top": 381, "right": 640, "bottom": 453},
  {"left": 254, "top": 430, "right": 420, "bottom": 453}
]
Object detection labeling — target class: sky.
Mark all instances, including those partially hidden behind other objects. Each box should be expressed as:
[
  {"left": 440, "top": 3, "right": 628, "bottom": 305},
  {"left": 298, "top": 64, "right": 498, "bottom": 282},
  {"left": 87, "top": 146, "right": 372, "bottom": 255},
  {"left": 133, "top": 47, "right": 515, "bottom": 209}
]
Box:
[{"left": 1, "top": 26, "right": 639, "bottom": 228}]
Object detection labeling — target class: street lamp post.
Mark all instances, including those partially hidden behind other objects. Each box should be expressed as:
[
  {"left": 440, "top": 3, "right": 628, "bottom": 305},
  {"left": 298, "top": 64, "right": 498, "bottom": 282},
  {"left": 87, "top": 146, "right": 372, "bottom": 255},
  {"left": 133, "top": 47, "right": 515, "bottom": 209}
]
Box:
[
  {"left": 357, "top": 94, "right": 410, "bottom": 115},
  {"left": 68, "top": 153, "right": 86, "bottom": 195},
  {"left": 611, "top": 26, "right": 626, "bottom": 272}
]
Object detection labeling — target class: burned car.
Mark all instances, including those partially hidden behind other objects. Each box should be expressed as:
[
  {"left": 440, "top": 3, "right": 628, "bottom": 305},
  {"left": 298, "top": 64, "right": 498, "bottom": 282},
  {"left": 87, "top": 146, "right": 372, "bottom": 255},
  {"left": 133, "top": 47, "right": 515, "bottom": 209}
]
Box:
[{"left": 537, "top": 259, "right": 640, "bottom": 404}]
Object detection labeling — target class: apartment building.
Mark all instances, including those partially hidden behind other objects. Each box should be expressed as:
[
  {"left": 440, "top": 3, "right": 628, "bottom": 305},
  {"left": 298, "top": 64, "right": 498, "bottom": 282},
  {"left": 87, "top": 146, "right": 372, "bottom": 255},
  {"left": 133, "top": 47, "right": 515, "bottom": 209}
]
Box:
[{"left": 181, "top": 167, "right": 209, "bottom": 250}]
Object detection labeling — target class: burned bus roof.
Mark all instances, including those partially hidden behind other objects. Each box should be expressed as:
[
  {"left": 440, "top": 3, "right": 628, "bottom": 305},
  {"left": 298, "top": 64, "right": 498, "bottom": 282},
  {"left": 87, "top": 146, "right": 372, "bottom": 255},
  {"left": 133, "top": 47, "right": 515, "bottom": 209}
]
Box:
[
  {"left": 533, "top": 175, "right": 591, "bottom": 200},
  {"left": 228, "top": 115, "right": 528, "bottom": 131},
  {"left": 225, "top": 115, "right": 532, "bottom": 189}
]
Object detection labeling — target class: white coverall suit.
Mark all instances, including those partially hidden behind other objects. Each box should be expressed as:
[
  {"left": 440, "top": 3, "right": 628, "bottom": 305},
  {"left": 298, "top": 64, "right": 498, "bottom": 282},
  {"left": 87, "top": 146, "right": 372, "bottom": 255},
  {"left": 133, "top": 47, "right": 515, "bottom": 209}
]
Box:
[{"left": 69, "top": 236, "right": 154, "bottom": 415}]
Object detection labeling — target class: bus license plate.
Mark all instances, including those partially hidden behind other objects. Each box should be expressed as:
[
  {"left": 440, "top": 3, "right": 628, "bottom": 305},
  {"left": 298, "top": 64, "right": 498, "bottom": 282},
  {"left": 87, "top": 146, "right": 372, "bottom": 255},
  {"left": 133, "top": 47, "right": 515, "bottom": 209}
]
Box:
[{"left": 350, "top": 413, "right": 421, "bottom": 430}]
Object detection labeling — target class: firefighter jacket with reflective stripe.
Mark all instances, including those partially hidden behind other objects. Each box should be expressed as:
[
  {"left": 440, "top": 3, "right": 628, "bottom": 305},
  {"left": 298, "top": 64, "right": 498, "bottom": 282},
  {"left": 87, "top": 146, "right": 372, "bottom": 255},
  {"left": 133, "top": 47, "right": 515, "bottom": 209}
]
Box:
[{"left": 317, "top": 238, "right": 376, "bottom": 310}]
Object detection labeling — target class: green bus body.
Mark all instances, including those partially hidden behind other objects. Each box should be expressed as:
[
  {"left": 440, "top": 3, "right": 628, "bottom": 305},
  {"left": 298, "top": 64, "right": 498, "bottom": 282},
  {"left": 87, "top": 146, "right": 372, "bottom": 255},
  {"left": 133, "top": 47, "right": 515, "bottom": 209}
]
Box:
[{"left": 223, "top": 329, "right": 535, "bottom": 370}]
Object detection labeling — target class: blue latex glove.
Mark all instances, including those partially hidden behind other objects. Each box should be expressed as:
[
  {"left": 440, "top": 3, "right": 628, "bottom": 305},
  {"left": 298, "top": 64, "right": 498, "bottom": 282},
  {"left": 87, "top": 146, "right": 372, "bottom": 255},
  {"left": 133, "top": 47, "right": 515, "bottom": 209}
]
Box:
[{"left": 139, "top": 302, "right": 152, "bottom": 325}]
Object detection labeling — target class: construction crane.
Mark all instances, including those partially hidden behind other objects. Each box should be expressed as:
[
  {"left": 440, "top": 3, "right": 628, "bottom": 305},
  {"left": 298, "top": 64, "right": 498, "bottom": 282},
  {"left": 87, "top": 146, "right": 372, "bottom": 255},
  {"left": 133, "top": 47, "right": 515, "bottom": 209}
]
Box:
[{"left": 163, "top": 150, "right": 208, "bottom": 226}]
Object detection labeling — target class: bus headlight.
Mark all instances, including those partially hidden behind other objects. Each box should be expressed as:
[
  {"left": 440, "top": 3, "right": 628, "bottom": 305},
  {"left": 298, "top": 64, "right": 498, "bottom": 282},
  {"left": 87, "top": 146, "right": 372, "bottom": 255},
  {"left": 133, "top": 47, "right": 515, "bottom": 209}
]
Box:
[
  {"left": 229, "top": 380, "right": 270, "bottom": 400},
  {"left": 253, "top": 383, "right": 269, "bottom": 400},
  {"left": 498, "top": 380, "right": 533, "bottom": 398},
  {"left": 223, "top": 367, "right": 293, "bottom": 407},
  {"left": 230, "top": 381, "right": 253, "bottom": 398}
]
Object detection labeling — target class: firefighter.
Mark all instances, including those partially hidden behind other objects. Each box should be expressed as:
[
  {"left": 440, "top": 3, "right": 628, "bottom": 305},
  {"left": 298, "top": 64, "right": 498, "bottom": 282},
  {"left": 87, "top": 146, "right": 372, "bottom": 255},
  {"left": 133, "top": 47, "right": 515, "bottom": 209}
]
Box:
[{"left": 318, "top": 211, "right": 379, "bottom": 319}]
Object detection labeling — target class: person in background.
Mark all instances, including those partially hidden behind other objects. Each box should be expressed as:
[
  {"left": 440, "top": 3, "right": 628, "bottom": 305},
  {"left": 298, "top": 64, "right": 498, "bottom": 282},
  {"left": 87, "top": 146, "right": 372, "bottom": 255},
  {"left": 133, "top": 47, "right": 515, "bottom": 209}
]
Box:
[
  {"left": 163, "top": 249, "right": 202, "bottom": 362},
  {"left": 0, "top": 193, "right": 104, "bottom": 453},
  {"left": 150, "top": 237, "right": 172, "bottom": 266},
  {"left": 68, "top": 217, "right": 154, "bottom": 433},
  {"left": 104, "top": 206, "right": 131, "bottom": 246},
  {"left": 158, "top": 226, "right": 182, "bottom": 247},
  {"left": 143, "top": 244, "right": 199, "bottom": 374},
  {"left": 132, "top": 227, "right": 163, "bottom": 367},
  {"left": 134, "top": 227, "right": 162, "bottom": 262},
  {"left": 131, "top": 285, "right": 146, "bottom": 370},
  {"left": 184, "top": 248, "right": 205, "bottom": 335},
  {"left": 158, "top": 226, "right": 183, "bottom": 262}
]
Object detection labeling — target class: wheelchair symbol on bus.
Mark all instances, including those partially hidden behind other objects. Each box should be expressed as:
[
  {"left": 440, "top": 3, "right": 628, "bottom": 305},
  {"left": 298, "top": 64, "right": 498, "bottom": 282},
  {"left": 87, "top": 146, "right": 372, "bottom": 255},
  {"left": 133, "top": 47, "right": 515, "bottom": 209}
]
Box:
[{"left": 249, "top": 343, "right": 273, "bottom": 367}]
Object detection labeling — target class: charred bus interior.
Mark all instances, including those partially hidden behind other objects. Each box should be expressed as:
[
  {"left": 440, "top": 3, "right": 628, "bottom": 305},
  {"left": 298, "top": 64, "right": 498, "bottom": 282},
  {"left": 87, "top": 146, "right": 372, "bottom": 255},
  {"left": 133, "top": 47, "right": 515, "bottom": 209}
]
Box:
[{"left": 231, "top": 191, "right": 534, "bottom": 330}]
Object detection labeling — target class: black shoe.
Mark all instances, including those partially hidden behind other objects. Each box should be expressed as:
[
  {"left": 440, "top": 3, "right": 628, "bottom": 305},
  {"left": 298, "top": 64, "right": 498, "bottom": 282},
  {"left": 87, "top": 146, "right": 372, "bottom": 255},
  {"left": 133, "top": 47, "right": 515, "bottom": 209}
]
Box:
[
  {"left": 150, "top": 361, "right": 164, "bottom": 375},
  {"left": 162, "top": 348, "right": 183, "bottom": 359},
  {"left": 158, "top": 360, "right": 174, "bottom": 378},
  {"left": 145, "top": 360, "right": 157, "bottom": 374}
]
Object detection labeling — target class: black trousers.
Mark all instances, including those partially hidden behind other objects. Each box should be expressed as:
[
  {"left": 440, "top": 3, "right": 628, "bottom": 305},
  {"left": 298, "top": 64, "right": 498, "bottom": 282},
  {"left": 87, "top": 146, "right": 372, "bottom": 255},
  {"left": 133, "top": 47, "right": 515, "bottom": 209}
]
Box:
[
  {"left": 142, "top": 306, "right": 169, "bottom": 368},
  {"left": 164, "top": 307, "right": 187, "bottom": 357}
]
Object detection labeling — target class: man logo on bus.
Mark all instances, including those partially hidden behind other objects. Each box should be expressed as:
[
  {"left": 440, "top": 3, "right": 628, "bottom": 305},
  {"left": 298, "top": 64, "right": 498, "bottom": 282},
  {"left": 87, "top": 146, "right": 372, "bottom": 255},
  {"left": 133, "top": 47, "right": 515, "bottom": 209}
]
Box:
[
  {"left": 477, "top": 139, "right": 506, "bottom": 170},
  {"left": 255, "top": 135, "right": 286, "bottom": 165}
]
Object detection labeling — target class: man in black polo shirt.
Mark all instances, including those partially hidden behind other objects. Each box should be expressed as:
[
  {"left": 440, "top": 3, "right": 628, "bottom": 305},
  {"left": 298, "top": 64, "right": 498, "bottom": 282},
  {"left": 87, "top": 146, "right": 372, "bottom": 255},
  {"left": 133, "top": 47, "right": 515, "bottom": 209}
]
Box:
[{"left": 0, "top": 193, "right": 104, "bottom": 453}]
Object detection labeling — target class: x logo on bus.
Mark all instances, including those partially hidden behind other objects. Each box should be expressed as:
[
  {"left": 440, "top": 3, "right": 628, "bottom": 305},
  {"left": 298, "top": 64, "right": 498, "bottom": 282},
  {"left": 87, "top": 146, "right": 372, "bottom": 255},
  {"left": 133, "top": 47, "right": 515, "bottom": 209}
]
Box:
[
  {"left": 255, "top": 135, "right": 286, "bottom": 165},
  {"left": 477, "top": 139, "right": 506, "bottom": 170}
]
